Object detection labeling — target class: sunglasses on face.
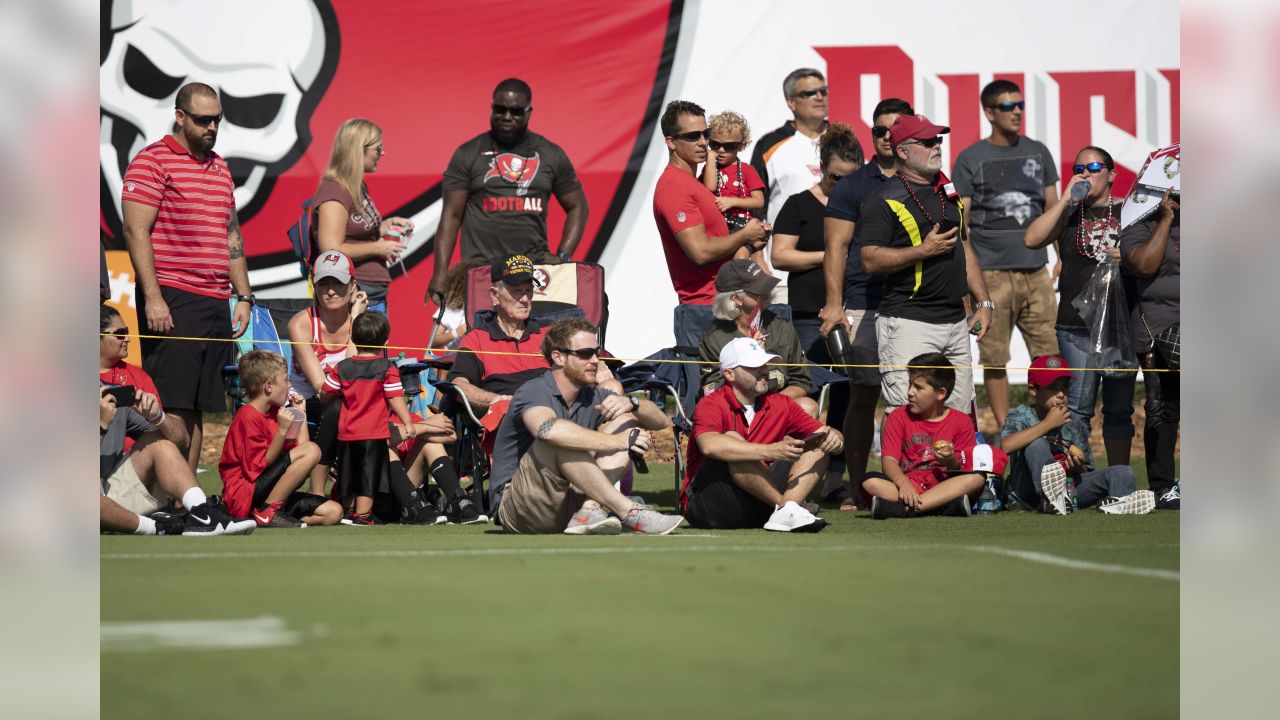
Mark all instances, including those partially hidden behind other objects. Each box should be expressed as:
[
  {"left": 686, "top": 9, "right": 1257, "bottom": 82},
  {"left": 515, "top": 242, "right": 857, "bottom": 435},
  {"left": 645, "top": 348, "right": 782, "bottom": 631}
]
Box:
[
  {"left": 902, "top": 136, "right": 944, "bottom": 149},
  {"left": 871, "top": 125, "right": 892, "bottom": 139},
  {"left": 709, "top": 140, "right": 742, "bottom": 152},
  {"left": 491, "top": 104, "right": 531, "bottom": 117},
  {"left": 365, "top": 142, "right": 384, "bottom": 156},
  {"left": 794, "top": 86, "right": 829, "bottom": 99},
  {"left": 671, "top": 129, "right": 710, "bottom": 143},
  {"left": 180, "top": 109, "right": 223, "bottom": 126},
  {"left": 103, "top": 328, "right": 129, "bottom": 339},
  {"left": 1072, "top": 162, "right": 1108, "bottom": 174},
  {"left": 987, "top": 101, "right": 1026, "bottom": 112},
  {"left": 559, "top": 346, "right": 600, "bottom": 360}
]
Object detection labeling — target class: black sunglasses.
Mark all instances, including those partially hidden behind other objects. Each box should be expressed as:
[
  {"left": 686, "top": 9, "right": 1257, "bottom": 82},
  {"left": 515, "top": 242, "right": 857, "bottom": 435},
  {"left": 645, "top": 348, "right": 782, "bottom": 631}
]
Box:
[
  {"left": 559, "top": 346, "right": 600, "bottom": 360},
  {"left": 902, "top": 136, "right": 944, "bottom": 149},
  {"left": 103, "top": 328, "right": 129, "bottom": 338},
  {"left": 987, "top": 101, "right": 1026, "bottom": 112},
  {"left": 491, "top": 104, "right": 531, "bottom": 117},
  {"left": 179, "top": 108, "right": 223, "bottom": 126},
  {"left": 1072, "top": 162, "right": 1108, "bottom": 174},
  {"left": 708, "top": 140, "right": 742, "bottom": 152},
  {"left": 671, "top": 129, "right": 710, "bottom": 142},
  {"left": 794, "top": 86, "right": 829, "bottom": 99},
  {"left": 871, "top": 125, "right": 892, "bottom": 139}
]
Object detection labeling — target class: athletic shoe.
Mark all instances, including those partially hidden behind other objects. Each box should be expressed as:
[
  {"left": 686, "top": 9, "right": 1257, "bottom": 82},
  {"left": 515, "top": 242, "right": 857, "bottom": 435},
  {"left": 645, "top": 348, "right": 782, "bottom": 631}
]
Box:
[
  {"left": 253, "top": 504, "right": 302, "bottom": 528},
  {"left": 763, "top": 500, "right": 824, "bottom": 532},
  {"left": 1097, "top": 490, "right": 1156, "bottom": 515},
  {"left": 621, "top": 506, "right": 684, "bottom": 535},
  {"left": 563, "top": 504, "right": 621, "bottom": 535},
  {"left": 870, "top": 496, "right": 915, "bottom": 520},
  {"left": 1156, "top": 486, "right": 1181, "bottom": 510},
  {"left": 446, "top": 496, "right": 488, "bottom": 525},
  {"left": 941, "top": 494, "right": 973, "bottom": 517},
  {"left": 151, "top": 511, "right": 185, "bottom": 536},
  {"left": 1040, "top": 462, "right": 1073, "bottom": 516},
  {"left": 401, "top": 504, "right": 447, "bottom": 525},
  {"left": 343, "top": 512, "right": 379, "bottom": 526},
  {"left": 183, "top": 500, "right": 256, "bottom": 536}
]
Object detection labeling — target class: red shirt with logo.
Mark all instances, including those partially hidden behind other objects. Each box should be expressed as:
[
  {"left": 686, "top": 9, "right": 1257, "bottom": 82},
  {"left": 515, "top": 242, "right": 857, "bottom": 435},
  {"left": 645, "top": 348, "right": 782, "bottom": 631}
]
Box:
[
  {"left": 218, "top": 403, "right": 297, "bottom": 518},
  {"left": 446, "top": 315, "right": 549, "bottom": 395},
  {"left": 682, "top": 385, "right": 822, "bottom": 510},
  {"left": 323, "top": 356, "right": 403, "bottom": 440},
  {"left": 880, "top": 406, "right": 977, "bottom": 490},
  {"left": 713, "top": 160, "right": 766, "bottom": 224},
  {"left": 653, "top": 165, "right": 734, "bottom": 304},
  {"left": 121, "top": 135, "right": 235, "bottom": 298}
]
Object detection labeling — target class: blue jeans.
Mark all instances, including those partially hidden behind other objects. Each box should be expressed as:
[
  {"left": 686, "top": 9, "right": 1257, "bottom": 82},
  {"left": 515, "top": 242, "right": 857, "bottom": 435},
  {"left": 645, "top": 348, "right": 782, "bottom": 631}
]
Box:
[
  {"left": 793, "top": 315, "right": 848, "bottom": 474},
  {"left": 1010, "top": 437, "right": 1137, "bottom": 509},
  {"left": 1056, "top": 329, "right": 1135, "bottom": 441}
]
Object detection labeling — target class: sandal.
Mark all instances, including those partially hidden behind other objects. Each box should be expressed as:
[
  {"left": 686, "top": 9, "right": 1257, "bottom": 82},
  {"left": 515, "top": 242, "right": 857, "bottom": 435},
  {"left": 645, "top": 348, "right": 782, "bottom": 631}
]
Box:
[{"left": 839, "top": 496, "right": 861, "bottom": 512}]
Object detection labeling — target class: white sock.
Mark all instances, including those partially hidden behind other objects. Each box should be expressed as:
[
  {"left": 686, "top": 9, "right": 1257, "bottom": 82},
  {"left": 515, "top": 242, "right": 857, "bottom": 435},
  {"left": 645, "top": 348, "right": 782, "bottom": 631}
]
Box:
[
  {"left": 182, "top": 487, "right": 208, "bottom": 510},
  {"left": 133, "top": 515, "right": 157, "bottom": 535}
]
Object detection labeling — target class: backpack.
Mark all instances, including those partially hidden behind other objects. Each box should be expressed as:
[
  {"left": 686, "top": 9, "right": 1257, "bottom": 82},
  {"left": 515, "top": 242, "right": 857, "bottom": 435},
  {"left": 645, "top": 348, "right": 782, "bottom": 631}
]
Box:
[{"left": 286, "top": 197, "right": 318, "bottom": 280}]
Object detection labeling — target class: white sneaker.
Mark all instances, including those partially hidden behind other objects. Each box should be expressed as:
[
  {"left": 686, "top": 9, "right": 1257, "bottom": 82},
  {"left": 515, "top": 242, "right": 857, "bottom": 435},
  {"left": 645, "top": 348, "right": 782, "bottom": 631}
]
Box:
[
  {"left": 1040, "top": 462, "right": 1072, "bottom": 516},
  {"left": 763, "top": 501, "right": 826, "bottom": 532},
  {"left": 1097, "top": 490, "right": 1156, "bottom": 515}
]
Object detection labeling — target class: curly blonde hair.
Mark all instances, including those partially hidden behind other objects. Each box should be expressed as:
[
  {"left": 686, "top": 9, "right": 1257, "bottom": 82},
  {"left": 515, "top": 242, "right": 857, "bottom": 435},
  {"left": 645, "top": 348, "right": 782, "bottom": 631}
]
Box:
[{"left": 708, "top": 111, "right": 752, "bottom": 145}]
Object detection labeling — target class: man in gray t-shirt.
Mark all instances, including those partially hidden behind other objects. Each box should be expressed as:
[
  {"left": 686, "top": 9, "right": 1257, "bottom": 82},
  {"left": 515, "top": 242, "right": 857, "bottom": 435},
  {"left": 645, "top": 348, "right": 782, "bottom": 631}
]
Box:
[{"left": 952, "top": 79, "right": 1061, "bottom": 433}]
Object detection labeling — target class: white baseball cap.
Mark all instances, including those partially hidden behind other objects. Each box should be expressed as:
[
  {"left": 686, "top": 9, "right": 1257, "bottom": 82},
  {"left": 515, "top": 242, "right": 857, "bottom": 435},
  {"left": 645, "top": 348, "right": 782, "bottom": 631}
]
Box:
[
  {"left": 719, "top": 337, "right": 780, "bottom": 371},
  {"left": 313, "top": 250, "right": 353, "bottom": 284}
]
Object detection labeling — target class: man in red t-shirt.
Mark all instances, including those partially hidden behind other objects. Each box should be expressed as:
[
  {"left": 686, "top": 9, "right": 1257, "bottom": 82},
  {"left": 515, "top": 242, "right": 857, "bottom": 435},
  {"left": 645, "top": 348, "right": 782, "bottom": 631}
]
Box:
[
  {"left": 683, "top": 338, "right": 844, "bottom": 532},
  {"left": 121, "top": 82, "right": 256, "bottom": 474},
  {"left": 652, "top": 100, "right": 770, "bottom": 349}
]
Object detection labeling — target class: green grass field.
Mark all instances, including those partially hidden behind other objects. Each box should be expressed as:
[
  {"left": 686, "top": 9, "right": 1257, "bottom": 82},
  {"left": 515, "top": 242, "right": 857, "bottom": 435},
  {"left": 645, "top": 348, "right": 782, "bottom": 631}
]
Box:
[{"left": 102, "top": 462, "right": 1178, "bottom": 719}]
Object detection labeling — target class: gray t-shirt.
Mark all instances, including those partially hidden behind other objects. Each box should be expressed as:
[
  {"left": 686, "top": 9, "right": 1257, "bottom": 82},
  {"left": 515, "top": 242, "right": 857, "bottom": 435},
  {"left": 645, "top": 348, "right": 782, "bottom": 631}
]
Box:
[
  {"left": 1119, "top": 215, "right": 1179, "bottom": 351},
  {"left": 952, "top": 138, "right": 1059, "bottom": 270},
  {"left": 489, "top": 370, "right": 615, "bottom": 499}
]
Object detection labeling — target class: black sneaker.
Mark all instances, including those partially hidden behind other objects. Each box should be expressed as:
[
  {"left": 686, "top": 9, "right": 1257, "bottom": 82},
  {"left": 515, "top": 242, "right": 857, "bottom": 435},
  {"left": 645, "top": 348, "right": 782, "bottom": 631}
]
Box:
[
  {"left": 343, "top": 511, "right": 380, "bottom": 526},
  {"left": 151, "top": 511, "right": 186, "bottom": 536},
  {"left": 871, "top": 497, "right": 914, "bottom": 520},
  {"left": 401, "top": 504, "right": 446, "bottom": 525},
  {"left": 941, "top": 495, "right": 973, "bottom": 517},
  {"left": 253, "top": 505, "right": 302, "bottom": 528},
  {"left": 446, "top": 495, "right": 488, "bottom": 525},
  {"left": 184, "top": 500, "right": 256, "bottom": 536},
  {"left": 1156, "top": 486, "right": 1181, "bottom": 510}
]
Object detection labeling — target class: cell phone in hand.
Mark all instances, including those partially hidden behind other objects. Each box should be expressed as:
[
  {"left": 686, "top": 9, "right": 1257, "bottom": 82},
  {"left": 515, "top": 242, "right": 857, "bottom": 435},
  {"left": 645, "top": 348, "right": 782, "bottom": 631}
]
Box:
[
  {"left": 103, "top": 385, "right": 137, "bottom": 408},
  {"left": 802, "top": 429, "right": 828, "bottom": 448},
  {"left": 935, "top": 217, "right": 960, "bottom": 235}
]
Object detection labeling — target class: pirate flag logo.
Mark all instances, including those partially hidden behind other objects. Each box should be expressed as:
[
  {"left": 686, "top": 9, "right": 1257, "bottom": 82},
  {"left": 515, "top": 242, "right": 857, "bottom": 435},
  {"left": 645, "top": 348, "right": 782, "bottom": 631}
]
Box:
[{"left": 484, "top": 152, "right": 541, "bottom": 196}]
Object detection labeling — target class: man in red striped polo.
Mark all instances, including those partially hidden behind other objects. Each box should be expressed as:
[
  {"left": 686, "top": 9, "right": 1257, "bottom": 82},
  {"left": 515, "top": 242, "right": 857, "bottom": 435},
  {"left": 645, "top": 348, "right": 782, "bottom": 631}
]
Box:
[{"left": 121, "top": 82, "right": 254, "bottom": 472}]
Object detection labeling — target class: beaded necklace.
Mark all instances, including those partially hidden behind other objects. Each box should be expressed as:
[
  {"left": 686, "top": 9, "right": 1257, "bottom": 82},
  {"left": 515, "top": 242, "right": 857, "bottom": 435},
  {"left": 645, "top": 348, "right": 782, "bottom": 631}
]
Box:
[
  {"left": 716, "top": 160, "right": 747, "bottom": 199},
  {"left": 898, "top": 174, "right": 948, "bottom": 224},
  {"left": 1074, "top": 194, "right": 1116, "bottom": 261}
]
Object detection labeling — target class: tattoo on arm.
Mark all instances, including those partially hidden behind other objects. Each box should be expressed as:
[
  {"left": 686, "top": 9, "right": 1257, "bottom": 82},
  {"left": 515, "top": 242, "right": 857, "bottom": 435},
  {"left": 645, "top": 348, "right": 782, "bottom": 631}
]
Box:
[
  {"left": 536, "top": 418, "right": 557, "bottom": 440},
  {"left": 228, "top": 211, "right": 244, "bottom": 260}
]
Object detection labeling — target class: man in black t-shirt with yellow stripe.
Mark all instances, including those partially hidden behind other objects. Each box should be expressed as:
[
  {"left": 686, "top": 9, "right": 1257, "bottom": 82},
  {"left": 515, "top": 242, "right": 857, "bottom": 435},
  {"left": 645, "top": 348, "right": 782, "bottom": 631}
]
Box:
[{"left": 859, "top": 115, "right": 993, "bottom": 415}]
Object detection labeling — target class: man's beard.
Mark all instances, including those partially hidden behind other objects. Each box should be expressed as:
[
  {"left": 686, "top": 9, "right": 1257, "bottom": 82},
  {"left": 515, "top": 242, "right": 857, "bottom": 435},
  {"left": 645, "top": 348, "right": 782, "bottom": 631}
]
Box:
[
  {"left": 187, "top": 128, "right": 216, "bottom": 154},
  {"left": 564, "top": 362, "right": 595, "bottom": 387}
]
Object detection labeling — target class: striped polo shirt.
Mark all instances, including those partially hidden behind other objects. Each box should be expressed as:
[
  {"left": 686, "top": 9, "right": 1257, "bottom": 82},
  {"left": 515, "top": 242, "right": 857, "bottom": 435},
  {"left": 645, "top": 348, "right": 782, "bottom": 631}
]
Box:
[{"left": 121, "top": 135, "right": 235, "bottom": 298}]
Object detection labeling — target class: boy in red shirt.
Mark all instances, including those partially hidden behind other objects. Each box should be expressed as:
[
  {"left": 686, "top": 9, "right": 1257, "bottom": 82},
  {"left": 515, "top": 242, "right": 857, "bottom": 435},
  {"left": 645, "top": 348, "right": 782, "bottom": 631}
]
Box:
[
  {"left": 319, "top": 312, "right": 416, "bottom": 524},
  {"left": 863, "top": 352, "right": 992, "bottom": 518},
  {"left": 219, "top": 350, "right": 344, "bottom": 527}
]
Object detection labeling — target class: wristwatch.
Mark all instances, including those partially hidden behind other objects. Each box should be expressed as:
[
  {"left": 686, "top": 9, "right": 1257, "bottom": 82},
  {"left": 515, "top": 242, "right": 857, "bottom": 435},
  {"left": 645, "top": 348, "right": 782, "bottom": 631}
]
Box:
[
  {"left": 629, "top": 396, "right": 641, "bottom": 413},
  {"left": 236, "top": 293, "right": 257, "bottom": 306},
  {"left": 975, "top": 300, "right": 995, "bottom": 311}
]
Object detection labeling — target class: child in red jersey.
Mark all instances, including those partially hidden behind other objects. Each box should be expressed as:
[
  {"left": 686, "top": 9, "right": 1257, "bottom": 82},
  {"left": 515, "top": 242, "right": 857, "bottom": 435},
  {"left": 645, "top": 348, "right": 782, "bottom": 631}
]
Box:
[
  {"left": 702, "top": 111, "right": 766, "bottom": 230},
  {"left": 318, "top": 311, "right": 416, "bottom": 524},
  {"left": 219, "top": 350, "right": 344, "bottom": 527},
  {"left": 862, "top": 352, "right": 989, "bottom": 518}
]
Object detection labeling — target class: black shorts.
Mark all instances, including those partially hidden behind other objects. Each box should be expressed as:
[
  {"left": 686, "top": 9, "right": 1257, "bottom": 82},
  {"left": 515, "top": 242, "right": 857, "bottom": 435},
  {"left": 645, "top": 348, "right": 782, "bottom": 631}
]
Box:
[
  {"left": 336, "top": 438, "right": 389, "bottom": 499},
  {"left": 684, "top": 459, "right": 786, "bottom": 530},
  {"left": 137, "top": 285, "right": 234, "bottom": 413},
  {"left": 251, "top": 453, "right": 292, "bottom": 508}
]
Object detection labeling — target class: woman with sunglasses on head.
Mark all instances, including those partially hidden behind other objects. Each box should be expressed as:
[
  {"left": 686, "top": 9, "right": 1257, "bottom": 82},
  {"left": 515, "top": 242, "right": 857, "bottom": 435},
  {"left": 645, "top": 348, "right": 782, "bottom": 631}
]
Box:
[
  {"left": 770, "top": 122, "right": 865, "bottom": 508},
  {"left": 702, "top": 112, "right": 766, "bottom": 234},
  {"left": 313, "top": 118, "right": 414, "bottom": 316},
  {"left": 1024, "top": 146, "right": 1136, "bottom": 468}
]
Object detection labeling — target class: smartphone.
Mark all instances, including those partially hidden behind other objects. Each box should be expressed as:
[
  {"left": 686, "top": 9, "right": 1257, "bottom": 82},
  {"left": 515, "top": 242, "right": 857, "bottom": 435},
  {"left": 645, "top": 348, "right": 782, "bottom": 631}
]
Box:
[
  {"left": 802, "top": 429, "right": 828, "bottom": 448},
  {"left": 935, "top": 217, "right": 960, "bottom": 236},
  {"left": 103, "top": 385, "right": 137, "bottom": 408}
]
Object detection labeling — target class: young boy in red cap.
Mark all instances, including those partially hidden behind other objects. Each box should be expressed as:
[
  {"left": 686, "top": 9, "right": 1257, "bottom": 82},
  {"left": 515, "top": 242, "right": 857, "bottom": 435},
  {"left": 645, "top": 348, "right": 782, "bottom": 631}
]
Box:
[{"left": 1000, "top": 355, "right": 1153, "bottom": 514}]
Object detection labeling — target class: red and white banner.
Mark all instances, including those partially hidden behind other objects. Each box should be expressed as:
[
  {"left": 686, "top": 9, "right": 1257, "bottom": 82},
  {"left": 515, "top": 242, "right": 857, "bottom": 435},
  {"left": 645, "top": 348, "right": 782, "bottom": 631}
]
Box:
[{"left": 100, "top": 0, "right": 1179, "bottom": 374}]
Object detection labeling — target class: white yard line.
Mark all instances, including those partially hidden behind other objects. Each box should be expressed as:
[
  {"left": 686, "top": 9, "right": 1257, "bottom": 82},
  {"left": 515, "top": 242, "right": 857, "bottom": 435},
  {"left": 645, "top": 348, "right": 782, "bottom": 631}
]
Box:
[
  {"left": 101, "top": 615, "right": 300, "bottom": 653},
  {"left": 967, "top": 545, "right": 1179, "bottom": 582}
]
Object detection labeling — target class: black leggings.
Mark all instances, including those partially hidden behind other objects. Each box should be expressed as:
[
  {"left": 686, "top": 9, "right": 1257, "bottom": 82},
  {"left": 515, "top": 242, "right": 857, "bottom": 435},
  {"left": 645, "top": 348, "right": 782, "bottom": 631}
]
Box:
[
  {"left": 1141, "top": 348, "right": 1179, "bottom": 496},
  {"left": 305, "top": 396, "right": 342, "bottom": 466}
]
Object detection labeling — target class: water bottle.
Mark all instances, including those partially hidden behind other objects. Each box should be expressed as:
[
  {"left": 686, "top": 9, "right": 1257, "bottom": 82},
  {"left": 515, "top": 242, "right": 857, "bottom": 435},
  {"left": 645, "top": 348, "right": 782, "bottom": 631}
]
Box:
[
  {"left": 1066, "top": 476, "right": 1079, "bottom": 512},
  {"left": 974, "top": 475, "right": 1003, "bottom": 515},
  {"left": 825, "top": 325, "right": 854, "bottom": 377},
  {"left": 1070, "top": 179, "right": 1091, "bottom": 202}
]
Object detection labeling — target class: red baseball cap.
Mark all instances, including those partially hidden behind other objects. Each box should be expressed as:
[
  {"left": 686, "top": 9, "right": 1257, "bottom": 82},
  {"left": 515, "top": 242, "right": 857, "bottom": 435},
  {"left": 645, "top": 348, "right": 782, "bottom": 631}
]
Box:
[
  {"left": 1027, "top": 355, "right": 1073, "bottom": 387},
  {"left": 889, "top": 114, "right": 950, "bottom": 148}
]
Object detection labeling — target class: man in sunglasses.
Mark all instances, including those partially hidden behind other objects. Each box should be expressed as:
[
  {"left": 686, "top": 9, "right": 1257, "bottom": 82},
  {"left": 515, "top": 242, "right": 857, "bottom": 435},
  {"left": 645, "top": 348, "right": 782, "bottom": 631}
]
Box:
[
  {"left": 491, "top": 318, "right": 683, "bottom": 535},
  {"left": 429, "top": 78, "right": 589, "bottom": 304},
  {"left": 121, "top": 81, "right": 254, "bottom": 474},
  {"left": 750, "top": 68, "right": 832, "bottom": 231},
  {"left": 952, "top": 79, "right": 1061, "bottom": 435}
]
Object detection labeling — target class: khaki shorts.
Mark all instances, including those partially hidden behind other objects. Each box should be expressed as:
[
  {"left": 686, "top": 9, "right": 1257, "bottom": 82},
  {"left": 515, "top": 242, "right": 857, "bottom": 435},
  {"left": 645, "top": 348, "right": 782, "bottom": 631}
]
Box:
[
  {"left": 843, "top": 309, "right": 881, "bottom": 386},
  {"left": 497, "top": 448, "right": 586, "bottom": 535},
  {"left": 978, "top": 268, "right": 1059, "bottom": 367},
  {"left": 102, "top": 452, "right": 167, "bottom": 516},
  {"left": 875, "top": 315, "right": 974, "bottom": 413}
]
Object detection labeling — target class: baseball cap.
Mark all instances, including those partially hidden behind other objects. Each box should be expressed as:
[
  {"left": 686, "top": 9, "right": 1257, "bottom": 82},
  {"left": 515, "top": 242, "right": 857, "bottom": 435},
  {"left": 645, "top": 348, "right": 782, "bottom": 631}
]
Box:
[
  {"left": 719, "top": 337, "right": 780, "bottom": 371},
  {"left": 1027, "top": 355, "right": 1073, "bottom": 387},
  {"left": 715, "top": 260, "right": 780, "bottom": 295},
  {"left": 889, "top": 114, "right": 950, "bottom": 148},
  {"left": 312, "top": 250, "right": 353, "bottom": 284},
  {"left": 491, "top": 254, "right": 536, "bottom": 284},
  {"left": 956, "top": 444, "right": 1009, "bottom": 475}
]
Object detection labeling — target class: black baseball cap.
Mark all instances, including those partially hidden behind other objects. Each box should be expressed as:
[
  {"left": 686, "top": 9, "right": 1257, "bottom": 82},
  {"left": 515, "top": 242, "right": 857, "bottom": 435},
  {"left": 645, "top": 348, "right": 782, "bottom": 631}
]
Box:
[
  {"left": 491, "top": 254, "right": 536, "bottom": 284},
  {"left": 715, "top": 259, "right": 780, "bottom": 295}
]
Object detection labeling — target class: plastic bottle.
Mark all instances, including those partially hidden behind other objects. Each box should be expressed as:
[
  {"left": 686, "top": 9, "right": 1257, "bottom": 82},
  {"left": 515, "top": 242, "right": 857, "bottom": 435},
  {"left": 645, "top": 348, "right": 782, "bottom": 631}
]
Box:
[{"left": 1070, "top": 179, "right": 1091, "bottom": 202}]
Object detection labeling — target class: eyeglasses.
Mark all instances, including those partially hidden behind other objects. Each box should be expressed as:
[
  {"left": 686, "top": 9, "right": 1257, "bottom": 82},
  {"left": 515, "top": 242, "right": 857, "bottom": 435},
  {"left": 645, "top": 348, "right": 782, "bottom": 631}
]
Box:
[
  {"left": 491, "top": 104, "right": 531, "bottom": 117},
  {"left": 103, "top": 328, "right": 129, "bottom": 339},
  {"left": 708, "top": 140, "right": 742, "bottom": 152},
  {"left": 1072, "top": 162, "right": 1108, "bottom": 174},
  {"left": 559, "top": 346, "right": 600, "bottom": 360},
  {"left": 871, "top": 125, "right": 892, "bottom": 139},
  {"left": 794, "top": 86, "right": 829, "bottom": 99},
  {"left": 986, "top": 101, "right": 1026, "bottom": 112},
  {"left": 670, "top": 129, "right": 710, "bottom": 143},
  {"left": 179, "top": 109, "right": 223, "bottom": 126},
  {"left": 365, "top": 142, "right": 384, "bottom": 157},
  {"left": 901, "top": 136, "right": 944, "bottom": 149}
]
